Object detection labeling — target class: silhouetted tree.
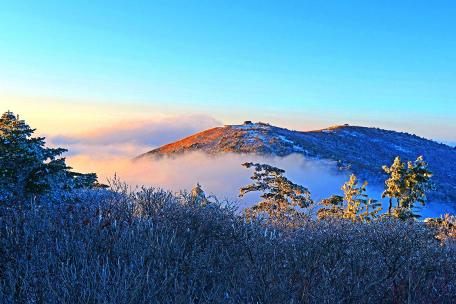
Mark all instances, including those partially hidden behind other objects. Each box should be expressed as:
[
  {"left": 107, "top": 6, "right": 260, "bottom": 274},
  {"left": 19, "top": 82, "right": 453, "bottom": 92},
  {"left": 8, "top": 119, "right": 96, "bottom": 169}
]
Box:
[{"left": 0, "top": 111, "right": 99, "bottom": 204}]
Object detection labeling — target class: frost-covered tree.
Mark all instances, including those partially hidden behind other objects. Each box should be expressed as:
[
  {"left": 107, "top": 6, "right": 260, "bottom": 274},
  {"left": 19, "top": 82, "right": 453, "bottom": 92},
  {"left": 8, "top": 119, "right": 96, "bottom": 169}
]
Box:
[
  {"left": 382, "top": 156, "right": 433, "bottom": 219},
  {"left": 239, "top": 162, "right": 313, "bottom": 222},
  {"left": 382, "top": 156, "right": 406, "bottom": 215},
  {"left": 190, "top": 183, "right": 210, "bottom": 206},
  {"left": 317, "top": 195, "right": 344, "bottom": 220},
  {"left": 0, "top": 111, "right": 98, "bottom": 204},
  {"left": 318, "top": 174, "right": 381, "bottom": 222},
  {"left": 424, "top": 214, "right": 456, "bottom": 244},
  {"left": 341, "top": 174, "right": 381, "bottom": 222},
  {"left": 404, "top": 156, "right": 434, "bottom": 206}
]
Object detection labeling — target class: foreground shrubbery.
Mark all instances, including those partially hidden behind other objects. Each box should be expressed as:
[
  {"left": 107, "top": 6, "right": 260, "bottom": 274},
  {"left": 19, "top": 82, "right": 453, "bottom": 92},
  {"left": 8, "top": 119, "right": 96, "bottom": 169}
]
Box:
[
  {"left": 1, "top": 185, "right": 455, "bottom": 303},
  {"left": 1, "top": 111, "right": 455, "bottom": 303}
]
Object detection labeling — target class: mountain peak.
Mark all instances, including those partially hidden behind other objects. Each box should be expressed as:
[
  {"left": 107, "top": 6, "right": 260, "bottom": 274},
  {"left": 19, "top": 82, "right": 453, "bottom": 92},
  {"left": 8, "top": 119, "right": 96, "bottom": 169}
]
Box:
[{"left": 136, "top": 122, "right": 456, "bottom": 203}]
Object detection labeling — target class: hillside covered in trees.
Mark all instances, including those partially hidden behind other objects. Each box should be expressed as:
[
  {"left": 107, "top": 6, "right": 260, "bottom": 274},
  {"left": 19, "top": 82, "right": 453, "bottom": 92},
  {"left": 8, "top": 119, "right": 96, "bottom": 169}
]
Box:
[{"left": 1, "top": 111, "right": 456, "bottom": 303}]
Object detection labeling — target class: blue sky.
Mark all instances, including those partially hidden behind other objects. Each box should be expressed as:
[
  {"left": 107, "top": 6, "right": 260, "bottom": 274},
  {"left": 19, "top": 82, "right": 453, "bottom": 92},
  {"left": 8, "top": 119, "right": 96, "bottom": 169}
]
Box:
[{"left": 0, "top": 1, "right": 455, "bottom": 141}]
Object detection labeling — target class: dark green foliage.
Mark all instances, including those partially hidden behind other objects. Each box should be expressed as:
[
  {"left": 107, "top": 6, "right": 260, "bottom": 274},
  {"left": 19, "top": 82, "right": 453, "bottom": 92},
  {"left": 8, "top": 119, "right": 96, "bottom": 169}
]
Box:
[{"left": 0, "top": 111, "right": 99, "bottom": 203}]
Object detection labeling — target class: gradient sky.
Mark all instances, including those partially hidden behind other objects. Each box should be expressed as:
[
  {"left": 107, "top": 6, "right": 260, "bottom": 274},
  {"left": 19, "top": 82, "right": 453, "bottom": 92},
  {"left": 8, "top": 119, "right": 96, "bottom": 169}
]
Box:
[{"left": 1, "top": 1, "right": 455, "bottom": 142}]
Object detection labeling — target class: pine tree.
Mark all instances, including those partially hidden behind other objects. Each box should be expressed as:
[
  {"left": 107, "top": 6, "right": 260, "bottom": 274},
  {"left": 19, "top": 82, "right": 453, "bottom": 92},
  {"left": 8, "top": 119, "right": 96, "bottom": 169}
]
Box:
[
  {"left": 341, "top": 174, "right": 381, "bottom": 222},
  {"left": 239, "top": 162, "right": 313, "bottom": 223},
  {"left": 0, "top": 111, "right": 98, "bottom": 204},
  {"left": 317, "top": 195, "right": 344, "bottom": 220},
  {"left": 382, "top": 156, "right": 433, "bottom": 219},
  {"left": 318, "top": 174, "right": 381, "bottom": 222},
  {"left": 403, "top": 156, "right": 433, "bottom": 207},
  {"left": 190, "top": 183, "right": 210, "bottom": 206},
  {"left": 382, "top": 156, "right": 406, "bottom": 215}
]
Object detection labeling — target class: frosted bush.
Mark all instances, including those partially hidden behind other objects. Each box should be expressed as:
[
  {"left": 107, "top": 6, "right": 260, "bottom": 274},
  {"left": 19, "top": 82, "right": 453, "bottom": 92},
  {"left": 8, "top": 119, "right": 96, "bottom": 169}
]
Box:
[{"left": 1, "top": 186, "right": 455, "bottom": 303}]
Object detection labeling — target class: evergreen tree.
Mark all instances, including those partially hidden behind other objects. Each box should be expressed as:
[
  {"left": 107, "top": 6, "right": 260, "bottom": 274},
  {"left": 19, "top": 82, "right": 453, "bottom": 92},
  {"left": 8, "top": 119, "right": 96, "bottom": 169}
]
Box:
[
  {"left": 317, "top": 195, "right": 344, "bottom": 220},
  {"left": 341, "top": 174, "right": 381, "bottom": 222},
  {"left": 0, "top": 111, "right": 98, "bottom": 204},
  {"left": 240, "top": 162, "right": 313, "bottom": 223},
  {"left": 318, "top": 174, "right": 381, "bottom": 222},
  {"left": 382, "top": 156, "right": 405, "bottom": 214},
  {"left": 382, "top": 156, "right": 433, "bottom": 219},
  {"left": 403, "top": 156, "right": 434, "bottom": 207},
  {"left": 190, "top": 183, "right": 210, "bottom": 206}
]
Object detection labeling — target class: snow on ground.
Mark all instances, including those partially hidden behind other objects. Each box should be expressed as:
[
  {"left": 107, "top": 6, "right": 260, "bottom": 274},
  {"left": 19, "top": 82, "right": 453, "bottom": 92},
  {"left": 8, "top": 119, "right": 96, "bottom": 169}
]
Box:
[{"left": 277, "top": 135, "right": 294, "bottom": 144}]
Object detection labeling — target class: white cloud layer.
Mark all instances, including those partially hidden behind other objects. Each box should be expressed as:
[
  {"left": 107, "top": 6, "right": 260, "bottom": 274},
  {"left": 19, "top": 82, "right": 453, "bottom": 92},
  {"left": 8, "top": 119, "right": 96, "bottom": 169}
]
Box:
[
  {"left": 48, "top": 114, "right": 221, "bottom": 157},
  {"left": 47, "top": 113, "right": 453, "bottom": 217},
  {"left": 66, "top": 152, "right": 350, "bottom": 210}
]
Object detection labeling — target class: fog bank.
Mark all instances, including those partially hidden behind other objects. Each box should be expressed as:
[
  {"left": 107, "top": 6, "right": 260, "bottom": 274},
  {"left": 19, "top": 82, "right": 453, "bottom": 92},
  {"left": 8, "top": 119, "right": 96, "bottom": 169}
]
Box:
[
  {"left": 66, "top": 152, "right": 454, "bottom": 217},
  {"left": 67, "top": 152, "right": 350, "bottom": 209}
]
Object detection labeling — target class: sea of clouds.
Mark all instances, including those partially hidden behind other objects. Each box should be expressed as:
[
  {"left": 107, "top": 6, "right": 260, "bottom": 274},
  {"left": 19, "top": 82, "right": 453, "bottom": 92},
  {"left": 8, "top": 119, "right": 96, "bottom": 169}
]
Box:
[
  {"left": 67, "top": 152, "right": 351, "bottom": 210},
  {"left": 49, "top": 114, "right": 454, "bottom": 217}
]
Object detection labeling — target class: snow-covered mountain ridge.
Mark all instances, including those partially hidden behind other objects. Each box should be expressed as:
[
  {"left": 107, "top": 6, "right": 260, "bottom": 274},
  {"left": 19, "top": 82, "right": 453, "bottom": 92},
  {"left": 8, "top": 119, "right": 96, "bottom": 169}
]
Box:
[{"left": 137, "top": 122, "right": 456, "bottom": 204}]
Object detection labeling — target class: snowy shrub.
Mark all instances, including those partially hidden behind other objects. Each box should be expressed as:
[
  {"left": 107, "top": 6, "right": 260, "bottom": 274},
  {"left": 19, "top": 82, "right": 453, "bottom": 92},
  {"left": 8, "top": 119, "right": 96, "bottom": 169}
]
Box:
[
  {"left": 1, "top": 186, "right": 455, "bottom": 303},
  {"left": 1, "top": 113, "right": 454, "bottom": 303},
  {"left": 425, "top": 214, "right": 456, "bottom": 245}
]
